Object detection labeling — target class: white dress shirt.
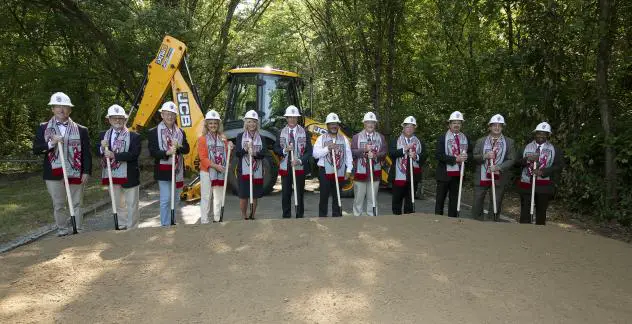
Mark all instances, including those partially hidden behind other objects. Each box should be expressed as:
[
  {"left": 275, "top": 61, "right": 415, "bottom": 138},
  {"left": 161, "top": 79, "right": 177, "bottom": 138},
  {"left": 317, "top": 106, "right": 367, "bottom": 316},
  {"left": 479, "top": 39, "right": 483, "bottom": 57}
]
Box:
[
  {"left": 313, "top": 133, "right": 353, "bottom": 173},
  {"left": 48, "top": 120, "right": 68, "bottom": 149}
]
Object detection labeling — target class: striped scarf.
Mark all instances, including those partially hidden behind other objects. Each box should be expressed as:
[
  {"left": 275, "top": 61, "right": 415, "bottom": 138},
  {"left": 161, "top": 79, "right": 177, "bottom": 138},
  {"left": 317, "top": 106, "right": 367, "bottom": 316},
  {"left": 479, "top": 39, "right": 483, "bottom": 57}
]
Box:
[
  {"left": 101, "top": 127, "right": 130, "bottom": 185},
  {"left": 278, "top": 125, "right": 307, "bottom": 176},
  {"left": 240, "top": 131, "right": 264, "bottom": 184},
  {"left": 479, "top": 135, "right": 506, "bottom": 186},
  {"left": 444, "top": 131, "right": 468, "bottom": 177},
  {"left": 394, "top": 134, "right": 422, "bottom": 187},
  {"left": 354, "top": 131, "right": 383, "bottom": 181},
  {"left": 157, "top": 121, "right": 184, "bottom": 188},
  {"left": 519, "top": 141, "right": 555, "bottom": 189},
  {"left": 44, "top": 117, "right": 82, "bottom": 184},
  {"left": 206, "top": 133, "right": 227, "bottom": 187}
]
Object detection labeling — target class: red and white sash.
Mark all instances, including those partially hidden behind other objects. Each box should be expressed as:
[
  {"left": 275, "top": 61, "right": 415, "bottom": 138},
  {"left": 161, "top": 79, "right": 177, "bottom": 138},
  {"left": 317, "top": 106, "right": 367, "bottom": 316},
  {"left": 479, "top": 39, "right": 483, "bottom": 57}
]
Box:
[
  {"left": 322, "top": 134, "right": 346, "bottom": 181},
  {"left": 44, "top": 117, "right": 82, "bottom": 184},
  {"left": 206, "top": 133, "right": 227, "bottom": 187},
  {"left": 519, "top": 141, "right": 555, "bottom": 189},
  {"left": 479, "top": 135, "right": 507, "bottom": 186},
  {"left": 278, "top": 125, "right": 306, "bottom": 176},
  {"left": 241, "top": 131, "right": 264, "bottom": 185},
  {"left": 394, "top": 134, "right": 422, "bottom": 187},
  {"left": 354, "top": 131, "right": 383, "bottom": 181},
  {"left": 101, "top": 128, "right": 130, "bottom": 185},
  {"left": 157, "top": 122, "right": 184, "bottom": 188},
  {"left": 444, "top": 131, "right": 468, "bottom": 177}
]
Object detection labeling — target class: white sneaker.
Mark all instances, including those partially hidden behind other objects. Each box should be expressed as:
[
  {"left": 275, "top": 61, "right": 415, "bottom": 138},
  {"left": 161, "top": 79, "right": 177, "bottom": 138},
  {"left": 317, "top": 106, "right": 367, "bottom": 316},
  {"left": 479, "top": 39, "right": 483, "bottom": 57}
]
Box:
[{"left": 57, "top": 229, "right": 69, "bottom": 237}]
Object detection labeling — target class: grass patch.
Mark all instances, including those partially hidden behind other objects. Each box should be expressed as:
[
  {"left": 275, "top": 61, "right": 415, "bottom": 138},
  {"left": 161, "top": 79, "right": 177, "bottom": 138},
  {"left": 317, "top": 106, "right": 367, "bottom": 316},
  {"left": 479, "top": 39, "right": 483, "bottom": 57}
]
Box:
[{"left": 0, "top": 160, "right": 153, "bottom": 245}]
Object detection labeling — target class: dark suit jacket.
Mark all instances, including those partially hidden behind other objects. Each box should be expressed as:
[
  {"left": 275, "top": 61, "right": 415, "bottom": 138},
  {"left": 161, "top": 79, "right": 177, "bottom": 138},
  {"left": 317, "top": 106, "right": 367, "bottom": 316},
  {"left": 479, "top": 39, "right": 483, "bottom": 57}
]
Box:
[
  {"left": 435, "top": 133, "right": 472, "bottom": 182},
  {"left": 517, "top": 143, "right": 565, "bottom": 195},
  {"left": 388, "top": 136, "right": 426, "bottom": 184},
  {"left": 32, "top": 121, "right": 92, "bottom": 180},
  {"left": 472, "top": 136, "right": 516, "bottom": 187},
  {"left": 273, "top": 127, "right": 313, "bottom": 168},
  {"left": 147, "top": 126, "right": 190, "bottom": 181},
  {"left": 96, "top": 130, "right": 142, "bottom": 188},
  {"left": 236, "top": 132, "right": 270, "bottom": 176}
]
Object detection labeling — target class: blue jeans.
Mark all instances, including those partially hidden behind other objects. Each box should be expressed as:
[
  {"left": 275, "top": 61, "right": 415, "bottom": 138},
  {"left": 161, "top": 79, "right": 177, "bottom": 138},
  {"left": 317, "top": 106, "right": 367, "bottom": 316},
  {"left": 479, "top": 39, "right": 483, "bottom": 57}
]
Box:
[{"left": 158, "top": 180, "right": 182, "bottom": 227}]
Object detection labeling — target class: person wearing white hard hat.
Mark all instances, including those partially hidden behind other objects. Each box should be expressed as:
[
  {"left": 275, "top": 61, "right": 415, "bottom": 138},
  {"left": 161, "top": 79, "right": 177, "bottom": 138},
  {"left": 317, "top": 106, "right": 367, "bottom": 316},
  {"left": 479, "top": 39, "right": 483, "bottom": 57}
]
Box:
[
  {"left": 435, "top": 111, "right": 469, "bottom": 218},
  {"left": 198, "top": 109, "right": 234, "bottom": 223},
  {"left": 96, "top": 104, "right": 141, "bottom": 230},
  {"left": 471, "top": 114, "right": 516, "bottom": 221},
  {"left": 32, "top": 92, "right": 92, "bottom": 236},
  {"left": 517, "top": 122, "right": 564, "bottom": 225},
  {"left": 312, "top": 112, "right": 353, "bottom": 217},
  {"left": 273, "top": 105, "right": 312, "bottom": 218},
  {"left": 148, "top": 101, "right": 191, "bottom": 227},
  {"left": 388, "top": 116, "right": 426, "bottom": 215},
  {"left": 351, "top": 112, "right": 386, "bottom": 216},
  {"left": 236, "top": 110, "right": 269, "bottom": 220}
]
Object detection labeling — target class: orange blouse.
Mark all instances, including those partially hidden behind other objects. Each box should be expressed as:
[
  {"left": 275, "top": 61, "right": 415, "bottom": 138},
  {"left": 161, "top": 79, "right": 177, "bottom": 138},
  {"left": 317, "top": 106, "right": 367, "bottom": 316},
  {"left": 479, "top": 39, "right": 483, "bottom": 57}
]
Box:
[{"left": 197, "top": 136, "right": 211, "bottom": 172}]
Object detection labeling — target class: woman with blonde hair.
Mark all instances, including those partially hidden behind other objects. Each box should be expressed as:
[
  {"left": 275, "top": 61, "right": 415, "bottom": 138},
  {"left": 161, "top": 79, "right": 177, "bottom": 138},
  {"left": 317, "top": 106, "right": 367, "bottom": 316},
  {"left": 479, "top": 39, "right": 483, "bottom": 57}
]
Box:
[
  {"left": 197, "top": 109, "right": 233, "bottom": 223},
  {"left": 236, "top": 110, "right": 268, "bottom": 220}
]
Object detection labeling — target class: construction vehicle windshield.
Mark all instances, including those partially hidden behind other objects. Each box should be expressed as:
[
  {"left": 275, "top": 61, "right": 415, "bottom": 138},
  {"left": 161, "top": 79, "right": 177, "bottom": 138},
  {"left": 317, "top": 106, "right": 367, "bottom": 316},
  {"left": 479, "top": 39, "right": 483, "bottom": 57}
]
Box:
[{"left": 225, "top": 73, "right": 302, "bottom": 128}]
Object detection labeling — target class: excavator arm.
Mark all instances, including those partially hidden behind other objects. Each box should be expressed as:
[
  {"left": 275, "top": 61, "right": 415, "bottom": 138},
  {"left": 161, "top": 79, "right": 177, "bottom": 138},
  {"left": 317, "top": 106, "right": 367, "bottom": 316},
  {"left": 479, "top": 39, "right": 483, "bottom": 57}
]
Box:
[{"left": 130, "top": 35, "right": 205, "bottom": 201}]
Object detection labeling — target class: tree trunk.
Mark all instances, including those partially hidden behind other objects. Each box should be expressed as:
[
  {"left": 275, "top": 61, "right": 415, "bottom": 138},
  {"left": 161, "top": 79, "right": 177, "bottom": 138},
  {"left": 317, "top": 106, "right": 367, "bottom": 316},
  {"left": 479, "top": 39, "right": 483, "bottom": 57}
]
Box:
[
  {"left": 597, "top": 0, "right": 617, "bottom": 209},
  {"left": 504, "top": 0, "right": 514, "bottom": 54},
  {"left": 383, "top": 0, "right": 400, "bottom": 137},
  {"left": 203, "top": 0, "right": 240, "bottom": 109}
]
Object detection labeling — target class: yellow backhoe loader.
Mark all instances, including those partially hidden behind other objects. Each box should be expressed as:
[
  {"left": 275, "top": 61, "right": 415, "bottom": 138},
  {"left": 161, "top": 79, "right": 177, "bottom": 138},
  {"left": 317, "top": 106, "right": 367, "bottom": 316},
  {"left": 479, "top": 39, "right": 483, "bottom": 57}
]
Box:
[{"left": 129, "top": 35, "right": 392, "bottom": 202}]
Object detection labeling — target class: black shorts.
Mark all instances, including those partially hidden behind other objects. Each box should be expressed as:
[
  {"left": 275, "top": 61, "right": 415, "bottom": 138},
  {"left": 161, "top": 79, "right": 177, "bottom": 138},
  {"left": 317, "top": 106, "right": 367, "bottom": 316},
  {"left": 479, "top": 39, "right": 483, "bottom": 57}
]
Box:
[{"left": 238, "top": 178, "right": 264, "bottom": 199}]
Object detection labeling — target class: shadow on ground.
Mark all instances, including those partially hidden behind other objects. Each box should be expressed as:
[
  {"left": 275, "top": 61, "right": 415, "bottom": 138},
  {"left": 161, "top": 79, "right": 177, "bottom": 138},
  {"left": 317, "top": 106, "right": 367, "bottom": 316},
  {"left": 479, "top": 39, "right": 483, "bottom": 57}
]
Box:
[{"left": 2, "top": 215, "right": 632, "bottom": 323}]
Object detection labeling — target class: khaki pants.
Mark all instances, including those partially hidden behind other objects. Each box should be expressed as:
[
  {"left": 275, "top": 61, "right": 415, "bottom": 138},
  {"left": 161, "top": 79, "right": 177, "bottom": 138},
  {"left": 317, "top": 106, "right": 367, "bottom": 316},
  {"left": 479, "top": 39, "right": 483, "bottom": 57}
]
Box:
[
  {"left": 200, "top": 171, "right": 224, "bottom": 223},
  {"left": 111, "top": 185, "right": 140, "bottom": 229},
  {"left": 353, "top": 180, "right": 380, "bottom": 216},
  {"left": 46, "top": 180, "right": 85, "bottom": 231}
]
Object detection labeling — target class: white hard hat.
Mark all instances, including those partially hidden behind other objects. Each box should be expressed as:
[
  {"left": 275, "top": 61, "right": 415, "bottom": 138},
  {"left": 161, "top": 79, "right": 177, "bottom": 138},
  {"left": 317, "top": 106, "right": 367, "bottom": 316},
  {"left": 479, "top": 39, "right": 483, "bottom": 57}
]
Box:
[
  {"left": 159, "top": 101, "right": 178, "bottom": 114},
  {"left": 284, "top": 105, "right": 301, "bottom": 117},
  {"left": 401, "top": 116, "right": 417, "bottom": 126},
  {"left": 205, "top": 109, "right": 221, "bottom": 120},
  {"left": 448, "top": 111, "right": 464, "bottom": 121},
  {"left": 488, "top": 114, "right": 505, "bottom": 125},
  {"left": 325, "top": 112, "right": 341, "bottom": 124},
  {"left": 244, "top": 110, "right": 259, "bottom": 120},
  {"left": 106, "top": 104, "right": 128, "bottom": 118},
  {"left": 533, "top": 122, "right": 552, "bottom": 133},
  {"left": 48, "top": 92, "right": 74, "bottom": 107},
  {"left": 362, "top": 112, "right": 378, "bottom": 123}
]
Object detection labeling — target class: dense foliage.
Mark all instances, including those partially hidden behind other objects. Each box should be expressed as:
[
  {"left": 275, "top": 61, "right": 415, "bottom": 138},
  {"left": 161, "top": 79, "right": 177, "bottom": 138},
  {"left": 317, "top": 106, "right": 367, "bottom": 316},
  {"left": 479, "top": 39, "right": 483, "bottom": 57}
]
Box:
[{"left": 1, "top": 0, "right": 630, "bottom": 223}]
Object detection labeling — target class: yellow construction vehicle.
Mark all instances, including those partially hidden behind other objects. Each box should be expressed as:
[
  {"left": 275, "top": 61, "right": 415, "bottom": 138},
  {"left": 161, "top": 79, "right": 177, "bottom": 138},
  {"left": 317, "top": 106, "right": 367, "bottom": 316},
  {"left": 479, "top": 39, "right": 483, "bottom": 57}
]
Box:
[{"left": 129, "top": 35, "right": 392, "bottom": 202}]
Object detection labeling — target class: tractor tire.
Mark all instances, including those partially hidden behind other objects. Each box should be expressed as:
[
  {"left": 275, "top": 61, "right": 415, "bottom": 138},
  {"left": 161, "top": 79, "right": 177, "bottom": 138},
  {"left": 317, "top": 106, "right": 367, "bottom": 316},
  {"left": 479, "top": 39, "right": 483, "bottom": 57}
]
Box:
[
  {"left": 227, "top": 151, "right": 278, "bottom": 196},
  {"left": 340, "top": 178, "right": 355, "bottom": 198}
]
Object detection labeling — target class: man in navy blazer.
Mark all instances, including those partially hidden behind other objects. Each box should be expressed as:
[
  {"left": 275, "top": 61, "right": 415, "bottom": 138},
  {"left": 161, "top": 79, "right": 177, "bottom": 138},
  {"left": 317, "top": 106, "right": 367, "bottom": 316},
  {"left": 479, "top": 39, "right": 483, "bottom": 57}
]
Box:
[
  {"left": 96, "top": 104, "right": 142, "bottom": 230},
  {"left": 32, "top": 92, "right": 92, "bottom": 236}
]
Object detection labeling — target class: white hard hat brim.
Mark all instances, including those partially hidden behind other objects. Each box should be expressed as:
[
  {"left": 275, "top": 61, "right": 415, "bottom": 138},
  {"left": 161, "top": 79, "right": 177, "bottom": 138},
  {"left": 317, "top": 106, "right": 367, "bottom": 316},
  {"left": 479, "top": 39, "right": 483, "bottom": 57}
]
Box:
[
  {"left": 106, "top": 113, "right": 128, "bottom": 118},
  {"left": 159, "top": 108, "right": 178, "bottom": 114},
  {"left": 48, "top": 100, "right": 74, "bottom": 107},
  {"left": 533, "top": 128, "right": 551, "bottom": 133},
  {"left": 48, "top": 102, "right": 74, "bottom": 107}
]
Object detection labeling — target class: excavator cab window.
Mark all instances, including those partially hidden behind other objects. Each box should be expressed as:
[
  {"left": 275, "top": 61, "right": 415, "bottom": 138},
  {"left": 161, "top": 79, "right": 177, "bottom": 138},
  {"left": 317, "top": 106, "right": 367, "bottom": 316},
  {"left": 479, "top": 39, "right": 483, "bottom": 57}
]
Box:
[{"left": 225, "top": 73, "right": 301, "bottom": 131}]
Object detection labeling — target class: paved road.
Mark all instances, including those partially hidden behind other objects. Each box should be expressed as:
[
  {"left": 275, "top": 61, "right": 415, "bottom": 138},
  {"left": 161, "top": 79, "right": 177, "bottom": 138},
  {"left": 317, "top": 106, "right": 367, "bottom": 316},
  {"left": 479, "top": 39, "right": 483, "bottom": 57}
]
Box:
[{"left": 81, "top": 177, "right": 475, "bottom": 232}]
